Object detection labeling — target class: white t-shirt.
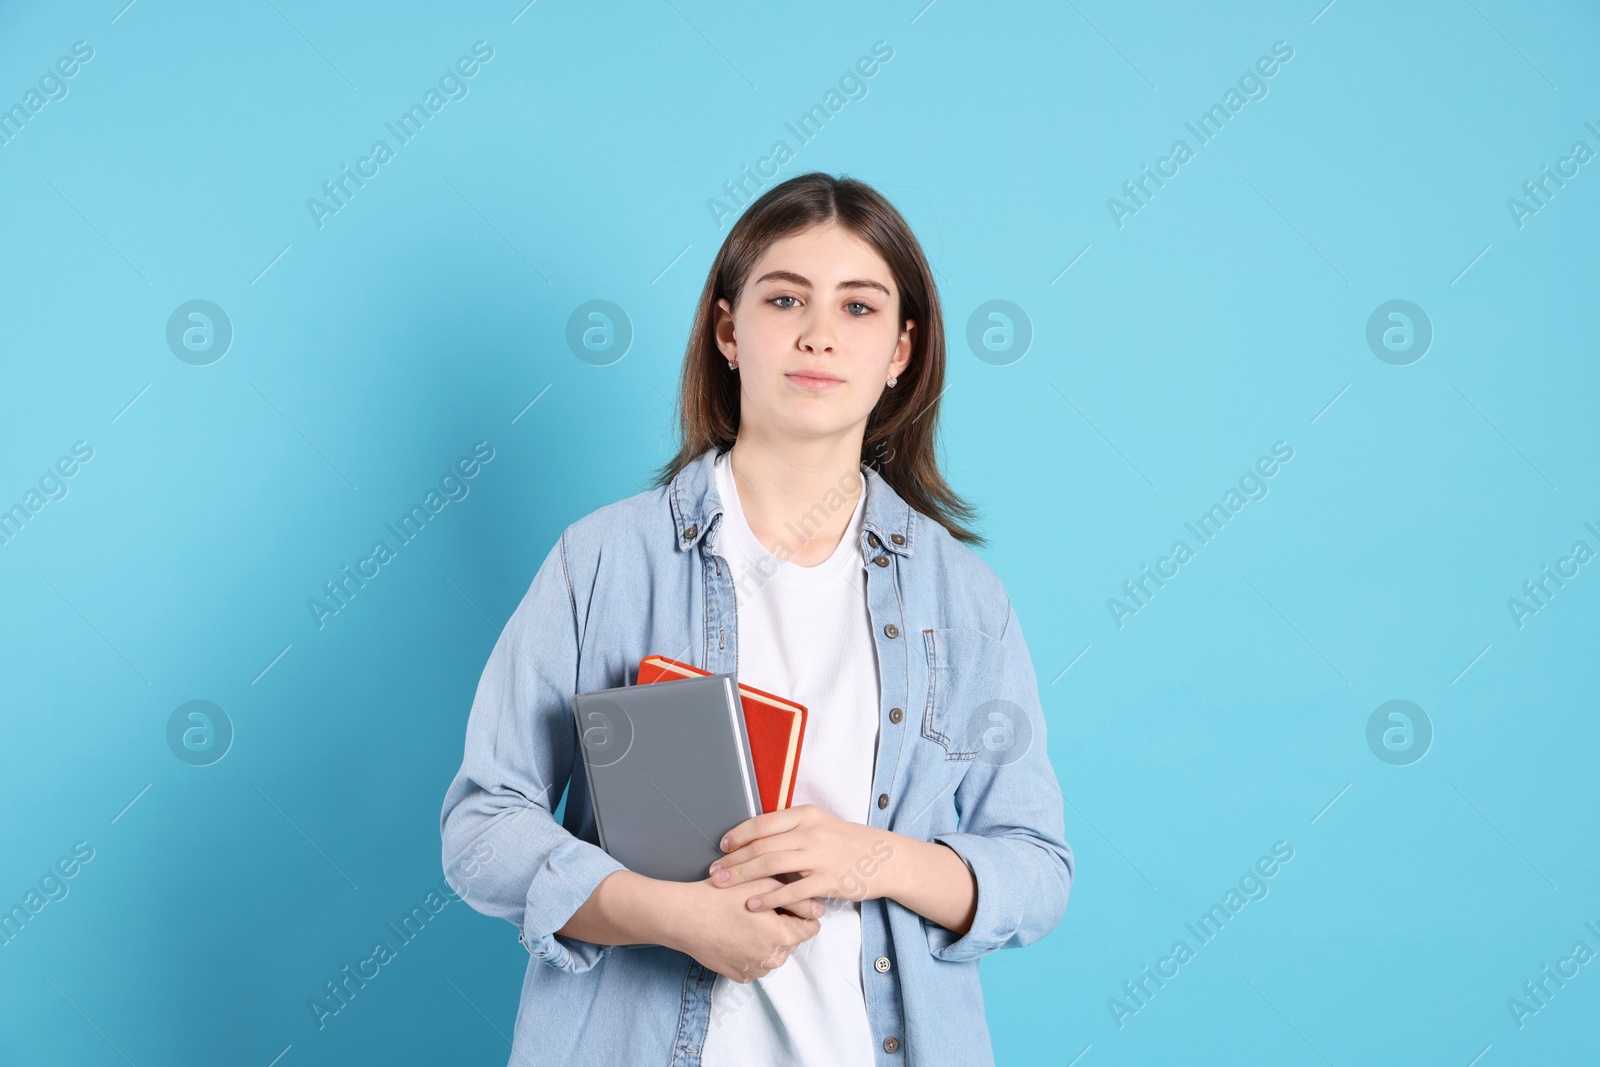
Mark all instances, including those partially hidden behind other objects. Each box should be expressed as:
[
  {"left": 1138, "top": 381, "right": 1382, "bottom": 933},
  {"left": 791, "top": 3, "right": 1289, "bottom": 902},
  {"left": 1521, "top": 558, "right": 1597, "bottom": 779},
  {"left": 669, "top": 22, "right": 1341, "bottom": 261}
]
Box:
[{"left": 700, "top": 449, "right": 881, "bottom": 1067}]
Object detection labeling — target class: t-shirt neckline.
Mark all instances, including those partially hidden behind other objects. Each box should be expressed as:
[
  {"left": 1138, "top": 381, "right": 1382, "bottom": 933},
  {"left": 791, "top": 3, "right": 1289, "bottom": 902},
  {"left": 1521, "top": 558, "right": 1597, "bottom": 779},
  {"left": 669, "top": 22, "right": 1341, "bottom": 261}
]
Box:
[{"left": 713, "top": 451, "right": 864, "bottom": 586}]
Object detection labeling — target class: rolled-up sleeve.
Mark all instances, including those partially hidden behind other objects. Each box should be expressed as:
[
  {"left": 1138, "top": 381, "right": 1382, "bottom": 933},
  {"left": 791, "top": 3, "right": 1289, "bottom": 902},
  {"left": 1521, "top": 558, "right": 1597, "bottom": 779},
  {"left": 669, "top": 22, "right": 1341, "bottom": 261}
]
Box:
[
  {"left": 439, "top": 528, "right": 626, "bottom": 973},
  {"left": 925, "top": 603, "right": 1074, "bottom": 962}
]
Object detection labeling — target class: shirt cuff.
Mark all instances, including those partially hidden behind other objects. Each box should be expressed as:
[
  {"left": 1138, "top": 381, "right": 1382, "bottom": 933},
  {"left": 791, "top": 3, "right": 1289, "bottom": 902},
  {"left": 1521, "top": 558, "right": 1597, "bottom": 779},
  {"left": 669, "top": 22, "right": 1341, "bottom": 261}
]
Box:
[
  {"left": 923, "top": 832, "right": 1024, "bottom": 962},
  {"left": 519, "top": 836, "right": 628, "bottom": 973}
]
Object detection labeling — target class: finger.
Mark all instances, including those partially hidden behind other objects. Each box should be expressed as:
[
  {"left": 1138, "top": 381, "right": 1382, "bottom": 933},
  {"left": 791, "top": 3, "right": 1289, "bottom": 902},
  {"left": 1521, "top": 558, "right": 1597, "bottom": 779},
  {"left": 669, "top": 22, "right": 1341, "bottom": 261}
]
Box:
[
  {"left": 720, "top": 808, "right": 800, "bottom": 854},
  {"left": 746, "top": 876, "right": 822, "bottom": 914},
  {"left": 733, "top": 876, "right": 790, "bottom": 911},
  {"left": 780, "top": 914, "right": 822, "bottom": 942},
  {"left": 775, "top": 896, "right": 825, "bottom": 920},
  {"left": 725, "top": 874, "right": 781, "bottom": 895},
  {"left": 709, "top": 835, "right": 783, "bottom": 877},
  {"left": 713, "top": 850, "right": 807, "bottom": 887}
]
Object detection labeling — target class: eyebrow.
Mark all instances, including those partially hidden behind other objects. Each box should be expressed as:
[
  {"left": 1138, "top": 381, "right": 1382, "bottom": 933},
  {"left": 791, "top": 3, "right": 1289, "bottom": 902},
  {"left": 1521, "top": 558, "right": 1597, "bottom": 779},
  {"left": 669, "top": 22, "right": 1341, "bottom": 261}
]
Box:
[{"left": 751, "top": 269, "right": 892, "bottom": 298}]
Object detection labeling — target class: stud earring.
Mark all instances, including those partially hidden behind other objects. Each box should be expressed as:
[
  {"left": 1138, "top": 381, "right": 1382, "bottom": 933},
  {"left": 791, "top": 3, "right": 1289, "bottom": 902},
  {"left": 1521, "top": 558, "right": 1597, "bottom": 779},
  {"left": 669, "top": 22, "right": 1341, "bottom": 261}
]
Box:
[
  {"left": 886, "top": 375, "right": 898, "bottom": 388},
  {"left": 728, "top": 360, "right": 737, "bottom": 370}
]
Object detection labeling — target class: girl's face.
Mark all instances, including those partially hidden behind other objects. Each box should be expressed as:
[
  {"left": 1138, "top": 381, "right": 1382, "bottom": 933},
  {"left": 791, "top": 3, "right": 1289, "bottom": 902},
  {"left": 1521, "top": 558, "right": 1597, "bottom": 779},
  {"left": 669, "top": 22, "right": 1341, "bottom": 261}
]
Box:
[{"left": 715, "top": 222, "right": 914, "bottom": 446}]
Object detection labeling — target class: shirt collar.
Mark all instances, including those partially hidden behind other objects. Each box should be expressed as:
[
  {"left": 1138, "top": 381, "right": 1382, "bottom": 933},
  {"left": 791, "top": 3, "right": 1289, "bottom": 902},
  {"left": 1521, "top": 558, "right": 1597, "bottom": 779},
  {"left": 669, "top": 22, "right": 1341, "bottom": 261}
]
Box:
[{"left": 670, "top": 446, "right": 915, "bottom": 559}]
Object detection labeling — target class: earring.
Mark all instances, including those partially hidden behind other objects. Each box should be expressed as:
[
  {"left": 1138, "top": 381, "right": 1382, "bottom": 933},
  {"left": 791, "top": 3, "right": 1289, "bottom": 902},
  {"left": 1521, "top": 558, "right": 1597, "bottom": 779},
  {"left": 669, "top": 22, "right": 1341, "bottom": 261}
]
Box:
[
  {"left": 886, "top": 375, "right": 898, "bottom": 388},
  {"left": 728, "top": 360, "right": 737, "bottom": 370}
]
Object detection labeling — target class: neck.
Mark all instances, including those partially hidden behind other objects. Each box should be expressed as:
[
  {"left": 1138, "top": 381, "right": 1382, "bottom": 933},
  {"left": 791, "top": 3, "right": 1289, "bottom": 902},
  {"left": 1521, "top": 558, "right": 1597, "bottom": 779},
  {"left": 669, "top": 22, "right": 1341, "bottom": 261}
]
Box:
[{"left": 727, "top": 430, "right": 865, "bottom": 565}]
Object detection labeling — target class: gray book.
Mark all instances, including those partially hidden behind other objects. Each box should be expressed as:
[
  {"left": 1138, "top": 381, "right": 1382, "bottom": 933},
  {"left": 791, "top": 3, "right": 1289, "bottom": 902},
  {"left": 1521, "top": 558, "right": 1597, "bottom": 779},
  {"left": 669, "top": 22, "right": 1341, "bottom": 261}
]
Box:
[{"left": 572, "top": 672, "right": 763, "bottom": 882}]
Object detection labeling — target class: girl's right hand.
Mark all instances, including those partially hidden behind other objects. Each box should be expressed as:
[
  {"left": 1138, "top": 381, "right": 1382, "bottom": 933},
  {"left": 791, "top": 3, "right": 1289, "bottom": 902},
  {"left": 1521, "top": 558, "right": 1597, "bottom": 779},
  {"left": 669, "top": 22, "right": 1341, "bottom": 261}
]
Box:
[{"left": 666, "top": 876, "right": 824, "bottom": 983}]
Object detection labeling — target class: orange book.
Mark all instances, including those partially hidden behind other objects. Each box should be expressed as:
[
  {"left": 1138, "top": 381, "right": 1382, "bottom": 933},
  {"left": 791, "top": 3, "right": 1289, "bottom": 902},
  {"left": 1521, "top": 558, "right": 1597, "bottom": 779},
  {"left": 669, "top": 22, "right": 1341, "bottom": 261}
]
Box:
[{"left": 636, "top": 655, "right": 806, "bottom": 813}]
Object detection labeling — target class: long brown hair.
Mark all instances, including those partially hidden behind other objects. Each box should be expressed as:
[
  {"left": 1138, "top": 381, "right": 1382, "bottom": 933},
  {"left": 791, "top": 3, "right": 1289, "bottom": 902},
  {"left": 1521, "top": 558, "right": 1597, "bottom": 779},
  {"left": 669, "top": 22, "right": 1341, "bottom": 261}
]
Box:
[{"left": 649, "top": 171, "right": 984, "bottom": 547}]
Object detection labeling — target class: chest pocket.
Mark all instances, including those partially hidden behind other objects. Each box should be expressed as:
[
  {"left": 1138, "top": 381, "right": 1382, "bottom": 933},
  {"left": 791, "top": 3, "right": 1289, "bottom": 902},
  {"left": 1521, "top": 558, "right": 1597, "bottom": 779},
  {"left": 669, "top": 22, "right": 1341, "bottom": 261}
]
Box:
[{"left": 921, "top": 627, "right": 1006, "bottom": 760}]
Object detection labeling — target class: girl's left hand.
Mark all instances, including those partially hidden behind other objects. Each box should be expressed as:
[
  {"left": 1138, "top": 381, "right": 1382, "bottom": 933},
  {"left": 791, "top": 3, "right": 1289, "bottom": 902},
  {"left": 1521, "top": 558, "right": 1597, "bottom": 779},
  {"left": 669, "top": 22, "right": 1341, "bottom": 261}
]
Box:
[{"left": 709, "top": 804, "right": 896, "bottom": 913}]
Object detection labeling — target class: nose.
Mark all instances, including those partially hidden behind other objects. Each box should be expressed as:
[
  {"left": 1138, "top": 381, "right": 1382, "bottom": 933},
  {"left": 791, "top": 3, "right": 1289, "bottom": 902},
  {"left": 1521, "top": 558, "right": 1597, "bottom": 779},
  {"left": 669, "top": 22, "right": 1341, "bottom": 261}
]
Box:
[{"left": 797, "top": 308, "right": 836, "bottom": 354}]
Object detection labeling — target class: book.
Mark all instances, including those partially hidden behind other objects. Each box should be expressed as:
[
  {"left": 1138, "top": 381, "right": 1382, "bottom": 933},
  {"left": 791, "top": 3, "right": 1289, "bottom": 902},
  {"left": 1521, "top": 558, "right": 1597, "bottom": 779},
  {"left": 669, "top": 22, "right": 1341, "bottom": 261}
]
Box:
[
  {"left": 636, "top": 654, "right": 807, "bottom": 814},
  {"left": 571, "top": 672, "right": 762, "bottom": 882}
]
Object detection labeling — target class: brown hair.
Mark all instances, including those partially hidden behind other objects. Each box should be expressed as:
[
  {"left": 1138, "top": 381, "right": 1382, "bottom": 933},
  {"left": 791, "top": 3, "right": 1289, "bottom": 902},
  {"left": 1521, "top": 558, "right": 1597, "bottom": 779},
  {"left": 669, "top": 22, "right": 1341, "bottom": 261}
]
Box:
[{"left": 649, "top": 171, "right": 984, "bottom": 547}]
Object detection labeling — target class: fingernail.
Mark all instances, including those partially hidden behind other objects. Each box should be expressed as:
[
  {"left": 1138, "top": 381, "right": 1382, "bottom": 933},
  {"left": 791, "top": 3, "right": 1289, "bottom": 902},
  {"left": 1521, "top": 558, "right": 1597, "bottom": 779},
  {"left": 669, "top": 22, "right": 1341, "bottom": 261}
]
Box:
[
  {"left": 713, "top": 870, "right": 730, "bottom": 883},
  {"left": 748, "top": 898, "right": 760, "bottom": 909},
  {"left": 708, "top": 862, "right": 721, "bottom": 874},
  {"left": 720, "top": 837, "right": 730, "bottom": 851},
  {"left": 811, "top": 903, "right": 824, "bottom": 917}
]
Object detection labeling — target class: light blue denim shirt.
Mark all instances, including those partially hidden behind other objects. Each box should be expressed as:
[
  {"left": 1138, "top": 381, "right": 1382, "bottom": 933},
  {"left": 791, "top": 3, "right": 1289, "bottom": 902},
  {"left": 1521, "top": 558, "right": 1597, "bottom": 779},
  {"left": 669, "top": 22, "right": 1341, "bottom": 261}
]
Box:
[{"left": 439, "top": 445, "right": 1074, "bottom": 1066}]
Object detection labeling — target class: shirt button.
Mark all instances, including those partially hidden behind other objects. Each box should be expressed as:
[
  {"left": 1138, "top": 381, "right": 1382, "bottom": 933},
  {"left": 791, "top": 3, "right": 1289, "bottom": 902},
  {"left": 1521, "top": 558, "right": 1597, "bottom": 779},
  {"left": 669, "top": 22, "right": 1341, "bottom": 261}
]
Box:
[
  {"left": 873, "top": 555, "right": 889, "bottom": 567},
  {"left": 890, "top": 533, "right": 905, "bottom": 545},
  {"left": 682, "top": 524, "right": 698, "bottom": 539},
  {"left": 884, "top": 623, "right": 899, "bottom": 639},
  {"left": 874, "top": 955, "right": 891, "bottom": 973},
  {"left": 877, "top": 793, "right": 889, "bottom": 809},
  {"left": 868, "top": 532, "right": 882, "bottom": 548},
  {"left": 883, "top": 1037, "right": 901, "bottom": 1053},
  {"left": 889, "top": 707, "right": 903, "bottom": 724}
]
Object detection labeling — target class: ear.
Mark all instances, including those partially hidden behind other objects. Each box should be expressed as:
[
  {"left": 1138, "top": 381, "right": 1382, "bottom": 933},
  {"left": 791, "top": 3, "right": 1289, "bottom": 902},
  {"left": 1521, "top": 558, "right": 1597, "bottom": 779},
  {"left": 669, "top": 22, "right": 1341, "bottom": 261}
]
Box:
[
  {"left": 713, "top": 297, "right": 737, "bottom": 362},
  {"left": 890, "top": 318, "right": 916, "bottom": 378}
]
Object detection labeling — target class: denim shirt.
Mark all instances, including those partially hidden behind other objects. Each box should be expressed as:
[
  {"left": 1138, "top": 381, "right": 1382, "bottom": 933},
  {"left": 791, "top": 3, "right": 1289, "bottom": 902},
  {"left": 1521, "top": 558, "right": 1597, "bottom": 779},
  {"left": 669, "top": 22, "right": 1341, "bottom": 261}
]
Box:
[{"left": 439, "top": 445, "right": 1074, "bottom": 1066}]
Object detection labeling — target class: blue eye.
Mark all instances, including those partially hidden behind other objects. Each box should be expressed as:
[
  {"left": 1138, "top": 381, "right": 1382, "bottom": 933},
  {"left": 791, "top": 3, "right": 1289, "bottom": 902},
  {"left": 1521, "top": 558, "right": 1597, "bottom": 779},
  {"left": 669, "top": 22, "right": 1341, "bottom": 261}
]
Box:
[
  {"left": 846, "top": 302, "right": 873, "bottom": 316},
  {"left": 771, "top": 295, "right": 800, "bottom": 308}
]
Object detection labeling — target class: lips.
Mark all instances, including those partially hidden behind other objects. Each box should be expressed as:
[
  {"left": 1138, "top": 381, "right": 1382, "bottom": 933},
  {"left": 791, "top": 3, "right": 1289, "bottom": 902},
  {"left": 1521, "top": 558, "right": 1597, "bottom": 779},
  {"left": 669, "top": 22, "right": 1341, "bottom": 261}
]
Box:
[{"left": 785, "top": 371, "right": 845, "bottom": 392}]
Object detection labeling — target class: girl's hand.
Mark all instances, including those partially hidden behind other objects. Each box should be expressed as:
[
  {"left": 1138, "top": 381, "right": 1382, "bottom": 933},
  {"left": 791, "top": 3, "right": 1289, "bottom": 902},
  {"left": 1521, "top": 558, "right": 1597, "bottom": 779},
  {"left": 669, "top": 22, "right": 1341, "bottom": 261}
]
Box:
[
  {"left": 667, "top": 876, "right": 822, "bottom": 983},
  {"left": 709, "top": 804, "right": 896, "bottom": 913}
]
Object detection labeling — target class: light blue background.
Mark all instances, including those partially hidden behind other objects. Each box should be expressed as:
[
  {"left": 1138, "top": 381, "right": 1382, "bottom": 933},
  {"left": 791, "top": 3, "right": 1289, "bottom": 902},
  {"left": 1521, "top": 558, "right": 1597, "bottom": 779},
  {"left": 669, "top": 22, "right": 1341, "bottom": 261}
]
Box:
[{"left": 1, "top": 1, "right": 1596, "bottom": 1064}]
